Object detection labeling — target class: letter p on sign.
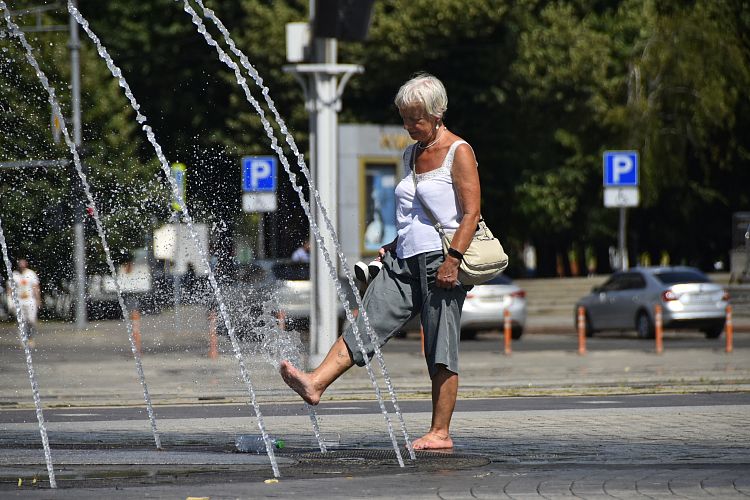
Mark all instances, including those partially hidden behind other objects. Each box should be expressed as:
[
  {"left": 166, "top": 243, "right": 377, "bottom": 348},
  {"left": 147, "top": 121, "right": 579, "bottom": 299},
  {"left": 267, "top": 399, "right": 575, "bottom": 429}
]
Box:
[
  {"left": 603, "top": 151, "right": 638, "bottom": 186},
  {"left": 250, "top": 160, "right": 271, "bottom": 190}
]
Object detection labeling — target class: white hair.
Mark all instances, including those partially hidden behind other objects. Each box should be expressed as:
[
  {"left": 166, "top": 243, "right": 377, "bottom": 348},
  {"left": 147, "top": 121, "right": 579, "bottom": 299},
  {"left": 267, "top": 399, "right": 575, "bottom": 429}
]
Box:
[{"left": 394, "top": 73, "right": 448, "bottom": 119}]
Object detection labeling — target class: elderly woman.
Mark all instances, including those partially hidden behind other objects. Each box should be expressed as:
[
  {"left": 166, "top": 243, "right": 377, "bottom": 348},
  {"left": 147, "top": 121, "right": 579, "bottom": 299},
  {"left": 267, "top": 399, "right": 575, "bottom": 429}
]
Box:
[{"left": 280, "top": 73, "right": 481, "bottom": 450}]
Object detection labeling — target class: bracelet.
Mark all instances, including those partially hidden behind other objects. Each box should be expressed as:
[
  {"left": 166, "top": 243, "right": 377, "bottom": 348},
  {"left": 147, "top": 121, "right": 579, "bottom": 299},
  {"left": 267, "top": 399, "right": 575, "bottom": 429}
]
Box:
[{"left": 447, "top": 247, "right": 464, "bottom": 261}]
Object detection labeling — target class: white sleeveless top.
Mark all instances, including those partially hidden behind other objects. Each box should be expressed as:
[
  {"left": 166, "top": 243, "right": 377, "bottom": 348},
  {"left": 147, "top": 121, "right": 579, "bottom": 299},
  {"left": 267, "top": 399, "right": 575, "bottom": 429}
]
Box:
[{"left": 394, "top": 140, "right": 475, "bottom": 259}]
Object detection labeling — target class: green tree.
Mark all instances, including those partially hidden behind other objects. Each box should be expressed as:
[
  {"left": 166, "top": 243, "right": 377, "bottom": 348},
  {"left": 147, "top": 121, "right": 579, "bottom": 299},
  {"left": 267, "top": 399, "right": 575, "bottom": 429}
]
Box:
[
  {"left": 502, "top": 0, "right": 750, "bottom": 272},
  {"left": 625, "top": 0, "right": 750, "bottom": 267},
  {"left": 0, "top": 3, "right": 164, "bottom": 294},
  {"left": 3, "top": 0, "right": 748, "bottom": 282}
]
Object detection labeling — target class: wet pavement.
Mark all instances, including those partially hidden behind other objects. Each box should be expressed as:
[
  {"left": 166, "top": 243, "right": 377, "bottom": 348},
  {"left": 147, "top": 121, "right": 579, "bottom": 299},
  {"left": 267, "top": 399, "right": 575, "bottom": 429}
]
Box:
[{"left": 1, "top": 309, "right": 749, "bottom": 498}]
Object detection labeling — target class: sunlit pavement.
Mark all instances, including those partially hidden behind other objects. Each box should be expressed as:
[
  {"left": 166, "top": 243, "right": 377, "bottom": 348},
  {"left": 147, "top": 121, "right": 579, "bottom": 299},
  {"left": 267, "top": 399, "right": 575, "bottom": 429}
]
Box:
[{"left": 1, "top": 309, "right": 749, "bottom": 498}]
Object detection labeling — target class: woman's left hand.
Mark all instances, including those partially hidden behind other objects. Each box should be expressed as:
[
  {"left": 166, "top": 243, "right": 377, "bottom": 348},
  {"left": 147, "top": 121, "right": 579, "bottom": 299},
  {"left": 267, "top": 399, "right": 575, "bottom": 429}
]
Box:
[{"left": 436, "top": 256, "right": 461, "bottom": 288}]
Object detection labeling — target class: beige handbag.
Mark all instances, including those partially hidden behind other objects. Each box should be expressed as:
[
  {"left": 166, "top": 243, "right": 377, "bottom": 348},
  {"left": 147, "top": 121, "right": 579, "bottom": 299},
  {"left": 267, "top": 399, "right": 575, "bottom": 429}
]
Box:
[{"left": 410, "top": 146, "right": 508, "bottom": 285}]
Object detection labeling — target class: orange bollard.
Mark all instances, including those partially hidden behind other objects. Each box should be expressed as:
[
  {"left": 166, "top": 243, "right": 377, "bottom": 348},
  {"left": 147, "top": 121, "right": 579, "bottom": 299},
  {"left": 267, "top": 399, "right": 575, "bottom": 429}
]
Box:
[
  {"left": 577, "top": 306, "right": 587, "bottom": 356},
  {"left": 208, "top": 309, "right": 218, "bottom": 360},
  {"left": 130, "top": 309, "right": 142, "bottom": 355},
  {"left": 503, "top": 308, "right": 512, "bottom": 356},
  {"left": 654, "top": 304, "right": 663, "bottom": 355},
  {"left": 726, "top": 305, "right": 733, "bottom": 354},
  {"left": 420, "top": 325, "right": 425, "bottom": 356}
]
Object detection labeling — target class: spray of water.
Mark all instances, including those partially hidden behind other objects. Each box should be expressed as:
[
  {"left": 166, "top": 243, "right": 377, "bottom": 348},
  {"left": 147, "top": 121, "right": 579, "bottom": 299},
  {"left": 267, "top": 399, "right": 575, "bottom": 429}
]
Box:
[
  {"left": 177, "top": 0, "right": 339, "bottom": 458},
  {"left": 191, "top": 0, "right": 415, "bottom": 459},
  {"left": 244, "top": 302, "right": 327, "bottom": 452},
  {"left": 0, "top": 218, "right": 57, "bottom": 488},
  {"left": 67, "top": 3, "right": 282, "bottom": 477},
  {"left": 180, "top": 0, "right": 409, "bottom": 465},
  {"left": 0, "top": 1, "right": 162, "bottom": 451}
]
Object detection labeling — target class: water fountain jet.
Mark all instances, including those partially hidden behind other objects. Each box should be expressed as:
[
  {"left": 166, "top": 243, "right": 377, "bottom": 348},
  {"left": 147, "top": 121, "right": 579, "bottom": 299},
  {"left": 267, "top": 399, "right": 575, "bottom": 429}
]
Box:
[
  {"left": 0, "top": 0, "right": 162, "bottom": 454},
  {"left": 0, "top": 217, "right": 56, "bottom": 488},
  {"left": 190, "top": 0, "right": 415, "bottom": 460},
  {"left": 181, "top": 0, "right": 412, "bottom": 465},
  {"left": 68, "top": 2, "right": 282, "bottom": 477}
]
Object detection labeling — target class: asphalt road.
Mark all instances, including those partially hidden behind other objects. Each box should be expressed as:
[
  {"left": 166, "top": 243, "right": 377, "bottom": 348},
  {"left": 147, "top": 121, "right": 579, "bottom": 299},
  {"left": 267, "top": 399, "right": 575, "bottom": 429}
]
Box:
[{"left": 1, "top": 392, "right": 748, "bottom": 424}]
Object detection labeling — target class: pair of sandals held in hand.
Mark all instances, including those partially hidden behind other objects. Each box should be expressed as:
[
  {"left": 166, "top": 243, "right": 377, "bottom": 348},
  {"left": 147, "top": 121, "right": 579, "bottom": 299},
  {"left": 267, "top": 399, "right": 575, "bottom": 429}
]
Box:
[{"left": 354, "top": 259, "right": 383, "bottom": 284}]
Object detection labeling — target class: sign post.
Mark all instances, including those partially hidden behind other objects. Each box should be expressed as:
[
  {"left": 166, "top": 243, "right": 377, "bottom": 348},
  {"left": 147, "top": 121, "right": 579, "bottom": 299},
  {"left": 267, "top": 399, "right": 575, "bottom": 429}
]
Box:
[
  {"left": 603, "top": 151, "right": 639, "bottom": 270},
  {"left": 169, "top": 162, "right": 187, "bottom": 333},
  {"left": 242, "top": 156, "right": 278, "bottom": 259},
  {"left": 282, "top": 65, "right": 361, "bottom": 367}
]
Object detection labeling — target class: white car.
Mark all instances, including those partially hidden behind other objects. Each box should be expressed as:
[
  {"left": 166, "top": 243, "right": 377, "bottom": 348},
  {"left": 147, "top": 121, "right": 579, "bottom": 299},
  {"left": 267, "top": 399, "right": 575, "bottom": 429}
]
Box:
[{"left": 460, "top": 274, "right": 527, "bottom": 339}]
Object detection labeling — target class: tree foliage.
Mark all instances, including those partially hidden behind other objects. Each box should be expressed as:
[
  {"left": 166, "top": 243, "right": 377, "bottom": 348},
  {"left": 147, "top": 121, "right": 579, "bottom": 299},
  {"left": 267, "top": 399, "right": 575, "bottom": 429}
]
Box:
[
  {"left": 0, "top": 1, "right": 166, "bottom": 289},
  {"left": 1, "top": 0, "right": 748, "bottom": 282}
]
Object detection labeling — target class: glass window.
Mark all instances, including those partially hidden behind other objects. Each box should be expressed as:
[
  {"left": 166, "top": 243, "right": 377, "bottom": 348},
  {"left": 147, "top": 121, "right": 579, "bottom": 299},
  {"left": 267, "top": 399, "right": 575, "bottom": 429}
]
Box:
[
  {"left": 653, "top": 270, "right": 709, "bottom": 285},
  {"left": 622, "top": 273, "right": 647, "bottom": 290},
  {"left": 485, "top": 274, "right": 512, "bottom": 285},
  {"left": 273, "top": 262, "right": 309, "bottom": 281},
  {"left": 361, "top": 161, "right": 398, "bottom": 256},
  {"left": 601, "top": 275, "right": 626, "bottom": 291}
]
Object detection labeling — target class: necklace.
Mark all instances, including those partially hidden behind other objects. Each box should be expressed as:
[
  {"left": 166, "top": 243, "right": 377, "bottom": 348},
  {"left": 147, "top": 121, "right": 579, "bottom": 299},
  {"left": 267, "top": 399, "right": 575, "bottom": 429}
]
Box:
[{"left": 417, "top": 125, "right": 444, "bottom": 150}]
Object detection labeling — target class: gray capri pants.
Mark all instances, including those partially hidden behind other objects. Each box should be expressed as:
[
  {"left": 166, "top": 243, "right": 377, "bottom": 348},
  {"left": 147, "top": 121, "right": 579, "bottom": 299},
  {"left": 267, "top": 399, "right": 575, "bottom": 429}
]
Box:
[{"left": 342, "top": 250, "right": 467, "bottom": 378}]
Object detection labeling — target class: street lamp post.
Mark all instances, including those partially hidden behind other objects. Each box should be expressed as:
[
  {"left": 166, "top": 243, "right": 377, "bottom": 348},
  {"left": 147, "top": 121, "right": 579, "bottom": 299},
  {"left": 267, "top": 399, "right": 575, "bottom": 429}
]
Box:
[
  {"left": 68, "top": 0, "right": 87, "bottom": 329},
  {"left": 283, "top": 41, "right": 362, "bottom": 366}
]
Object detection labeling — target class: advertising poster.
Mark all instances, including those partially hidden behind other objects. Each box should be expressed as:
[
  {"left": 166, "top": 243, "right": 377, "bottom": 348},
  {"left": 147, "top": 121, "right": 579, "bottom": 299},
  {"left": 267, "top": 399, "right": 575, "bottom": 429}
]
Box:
[{"left": 362, "top": 162, "right": 398, "bottom": 255}]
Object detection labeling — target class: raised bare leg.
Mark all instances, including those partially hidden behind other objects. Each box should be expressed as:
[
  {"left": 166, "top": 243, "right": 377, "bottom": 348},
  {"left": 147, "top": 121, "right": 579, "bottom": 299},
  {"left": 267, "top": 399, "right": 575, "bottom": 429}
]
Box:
[
  {"left": 280, "top": 335, "right": 354, "bottom": 405},
  {"left": 412, "top": 365, "right": 457, "bottom": 450}
]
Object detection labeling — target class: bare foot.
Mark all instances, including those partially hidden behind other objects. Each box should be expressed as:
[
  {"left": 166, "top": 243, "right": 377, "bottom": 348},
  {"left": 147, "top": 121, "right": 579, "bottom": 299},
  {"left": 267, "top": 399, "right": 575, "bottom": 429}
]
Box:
[
  {"left": 279, "top": 360, "right": 321, "bottom": 405},
  {"left": 411, "top": 431, "right": 453, "bottom": 450}
]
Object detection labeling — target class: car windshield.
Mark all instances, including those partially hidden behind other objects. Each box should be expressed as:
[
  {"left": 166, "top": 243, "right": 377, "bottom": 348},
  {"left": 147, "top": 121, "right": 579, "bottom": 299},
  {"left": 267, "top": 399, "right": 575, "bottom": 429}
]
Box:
[
  {"left": 484, "top": 274, "right": 512, "bottom": 285},
  {"left": 653, "top": 270, "right": 710, "bottom": 285},
  {"left": 272, "top": 262, "right": 309, "bottom": 281},
  {"left": 235, "top": 264, "right": 267, "bottom": 284}
]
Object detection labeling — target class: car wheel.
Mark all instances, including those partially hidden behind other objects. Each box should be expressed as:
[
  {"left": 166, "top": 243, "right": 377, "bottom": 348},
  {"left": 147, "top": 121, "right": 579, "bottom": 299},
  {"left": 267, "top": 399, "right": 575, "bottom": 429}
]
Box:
[
  {"left": 511, "top": 326, "right": 523, "bottom": 340},
  {"left": 574, "top": 310, "right": 595, "bottom": 337},
  {"left": 585, "top": 314, "right": 595, "bottom": 338},
  {"left": 702, "top": 323, "right": 724, "bottom": 339},
  {"left": 636, "top": 311, "right": 654, "bottom": 339},
  {"left": 460, "top": 329, "right": 478, "bottom": 340}
]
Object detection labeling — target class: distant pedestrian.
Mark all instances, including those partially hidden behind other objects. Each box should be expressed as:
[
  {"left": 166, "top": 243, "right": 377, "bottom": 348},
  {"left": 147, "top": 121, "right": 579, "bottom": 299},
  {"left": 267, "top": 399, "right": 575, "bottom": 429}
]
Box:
[
  {"left": 291, "top": 238, "right": 310, "bottom": 263},
  {"left": 6, "top": 258, "right": 41, "bottom": 344},
  {"left": 523, "top": 242, "right": 537, "bottom": 278},
  {"left": 181, "top": 263, "right": 198, "bottom": 303}
]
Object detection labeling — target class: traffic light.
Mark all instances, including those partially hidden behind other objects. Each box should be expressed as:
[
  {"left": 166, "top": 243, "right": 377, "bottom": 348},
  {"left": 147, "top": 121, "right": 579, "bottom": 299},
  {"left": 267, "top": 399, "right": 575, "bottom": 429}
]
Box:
[{"left": 313, "top": 0, "right": 375, "bottom": 41}]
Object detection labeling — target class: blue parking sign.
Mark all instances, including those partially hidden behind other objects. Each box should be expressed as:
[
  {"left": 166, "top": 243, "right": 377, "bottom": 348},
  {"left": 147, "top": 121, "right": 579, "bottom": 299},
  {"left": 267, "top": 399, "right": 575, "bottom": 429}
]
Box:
[
  {"left": 603, "top": 151, "right": 639, "bottom": 186},
  {"left": 242, "top": 156, "right": 277, "bottom": 192}
]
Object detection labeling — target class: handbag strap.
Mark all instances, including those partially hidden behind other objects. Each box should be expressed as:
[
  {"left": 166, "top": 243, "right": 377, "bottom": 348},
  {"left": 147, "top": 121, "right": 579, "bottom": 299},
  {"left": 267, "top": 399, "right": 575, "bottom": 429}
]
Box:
[
  {"left": 410, "top": 145, "right": 446, "bottom": 238},
  {"left": 410, "top": 145, "right": 486, "bottom": 238}
]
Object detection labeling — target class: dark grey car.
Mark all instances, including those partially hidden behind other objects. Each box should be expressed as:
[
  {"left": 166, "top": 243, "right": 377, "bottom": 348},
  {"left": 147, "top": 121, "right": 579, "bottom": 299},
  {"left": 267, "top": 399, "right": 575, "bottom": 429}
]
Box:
[{"left": 575, "top": 266, "right": 729, "bottom": 339}]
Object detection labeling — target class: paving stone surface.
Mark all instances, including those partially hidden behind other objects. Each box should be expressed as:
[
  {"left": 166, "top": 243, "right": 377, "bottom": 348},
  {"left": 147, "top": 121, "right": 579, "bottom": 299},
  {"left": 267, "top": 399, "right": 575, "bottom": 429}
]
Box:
[{"left": 0, "top": 315, "right": 748, "bottom": 498}]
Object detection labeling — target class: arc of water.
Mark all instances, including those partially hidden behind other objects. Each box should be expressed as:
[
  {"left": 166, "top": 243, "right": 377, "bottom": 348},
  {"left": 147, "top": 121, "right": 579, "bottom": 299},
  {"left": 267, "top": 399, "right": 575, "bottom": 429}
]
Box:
[
  {"left": 0, "top": 219, "right": 57, "bottom": 489},
  {"left": 66, "top": 3, "right": 281, "bottom": 477},
  {"left": 180, "top": 0, "right": 407, "bottom": 466},
  {"left": 192, "top": 0, "right": 415, "bottom": 459},
  {"left": 0, "top": 1, "right": 162, "bottom": 451},
  {"left": 178, "top": 1, "right": 335, "bottom": 457}
]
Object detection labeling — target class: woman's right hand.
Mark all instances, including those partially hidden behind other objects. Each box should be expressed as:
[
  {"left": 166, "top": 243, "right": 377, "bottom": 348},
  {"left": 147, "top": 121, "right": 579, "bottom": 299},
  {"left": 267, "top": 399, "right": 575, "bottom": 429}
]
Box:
[{"left": 378, "top": 239, "right": 396, "bottom": 259}]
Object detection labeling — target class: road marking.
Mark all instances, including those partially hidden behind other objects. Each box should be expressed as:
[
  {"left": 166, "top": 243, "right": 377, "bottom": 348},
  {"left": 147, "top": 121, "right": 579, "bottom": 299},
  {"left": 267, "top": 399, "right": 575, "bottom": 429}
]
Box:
[
  {"left": 577, "top": 400, "right": 623, "bottom": 405},
  {"left": 55, "top": 413, "right": 101, "bottom": 417}
]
